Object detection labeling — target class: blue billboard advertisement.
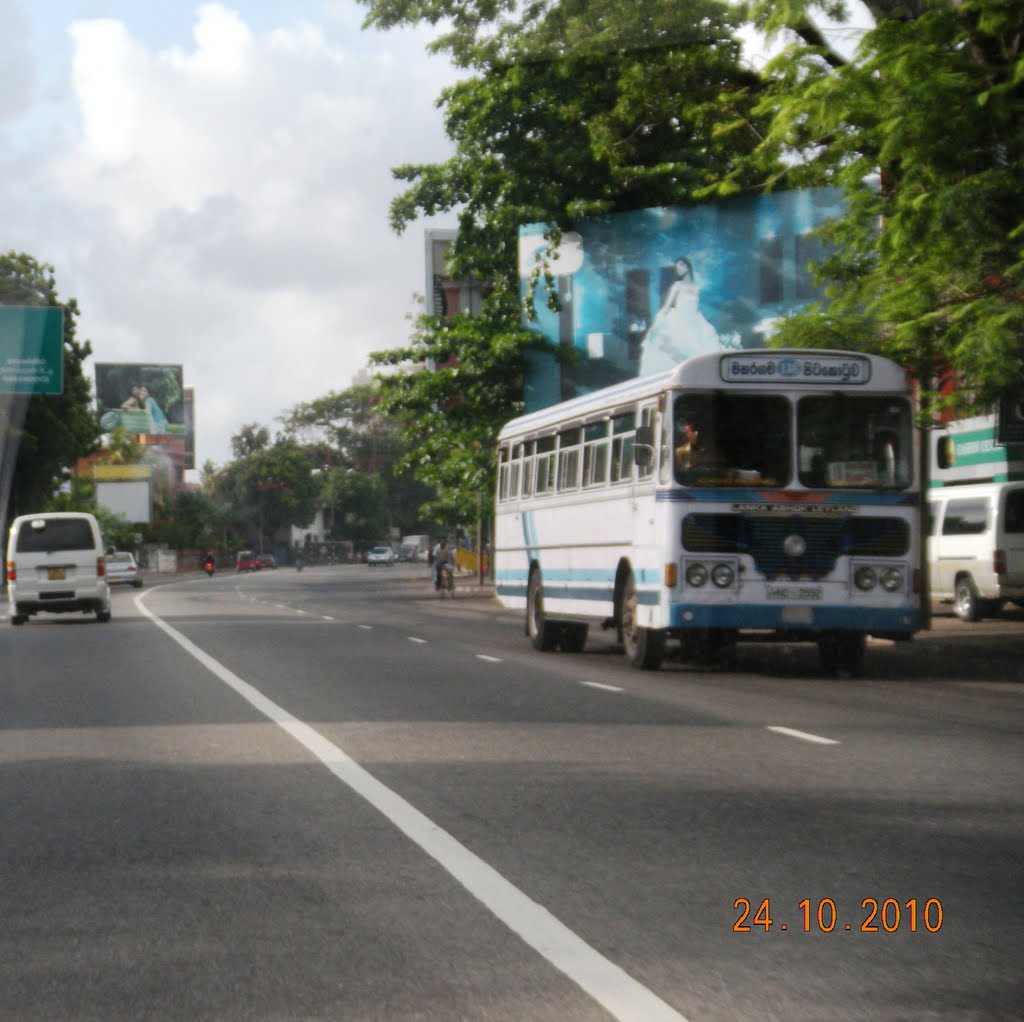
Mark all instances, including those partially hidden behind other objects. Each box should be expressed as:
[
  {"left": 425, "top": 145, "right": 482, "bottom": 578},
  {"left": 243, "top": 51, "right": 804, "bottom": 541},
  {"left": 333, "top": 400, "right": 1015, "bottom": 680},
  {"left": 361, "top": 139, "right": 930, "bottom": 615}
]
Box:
[{"left": 519, "top": 188, "right": 845, "bottom": 409}]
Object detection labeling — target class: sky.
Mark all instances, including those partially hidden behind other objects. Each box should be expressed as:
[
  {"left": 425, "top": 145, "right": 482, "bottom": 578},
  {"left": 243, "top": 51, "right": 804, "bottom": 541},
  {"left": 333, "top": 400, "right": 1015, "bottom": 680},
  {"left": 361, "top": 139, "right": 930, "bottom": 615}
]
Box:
[{"left": 1, "top": 0, "right": 460, "bottom": 471}]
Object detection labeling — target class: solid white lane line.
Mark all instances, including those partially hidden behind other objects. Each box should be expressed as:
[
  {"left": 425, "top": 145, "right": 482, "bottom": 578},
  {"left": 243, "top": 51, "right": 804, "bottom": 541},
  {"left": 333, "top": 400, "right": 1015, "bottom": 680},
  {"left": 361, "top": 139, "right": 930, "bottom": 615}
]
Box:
[
  {"left": 134, "top": 592, "right": 688, "bottom": 1022},
  {"left": 766, "top": 725, "right": 840, "bottom": 746},
  {"left": 476, "top": 655, "right": 502, "bottom": 663},
  {"left": 580, "top": 681, "right": 624, "bottom": 693}
]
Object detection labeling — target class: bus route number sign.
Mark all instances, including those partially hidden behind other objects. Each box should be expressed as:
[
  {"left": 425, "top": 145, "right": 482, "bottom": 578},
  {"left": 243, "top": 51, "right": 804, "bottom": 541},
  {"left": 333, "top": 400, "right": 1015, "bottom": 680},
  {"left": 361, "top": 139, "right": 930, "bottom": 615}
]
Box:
[{"left": 721, "top": 353, "right": 871, "bottom": 385}]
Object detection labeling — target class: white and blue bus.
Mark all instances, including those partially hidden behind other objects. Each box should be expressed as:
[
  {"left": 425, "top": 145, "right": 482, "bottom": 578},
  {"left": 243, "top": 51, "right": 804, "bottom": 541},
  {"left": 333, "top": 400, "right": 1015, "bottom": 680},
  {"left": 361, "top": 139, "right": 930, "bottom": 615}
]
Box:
[{"left": 494, "top": 349, "right": 922, "bottom": 674}]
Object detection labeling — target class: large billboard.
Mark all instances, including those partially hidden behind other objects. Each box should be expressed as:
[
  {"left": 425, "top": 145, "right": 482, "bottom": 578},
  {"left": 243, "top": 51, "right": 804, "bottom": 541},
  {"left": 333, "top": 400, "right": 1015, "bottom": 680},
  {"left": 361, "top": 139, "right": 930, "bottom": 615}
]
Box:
[
  {"left": 0, "top": 306, "right": 64, "bottom": 395},
  {"left": 95, "top": 363, "right": 186, "bottom": 437},
  {"left": 519, "top": 188, "right": 845, "bottom": 409}
]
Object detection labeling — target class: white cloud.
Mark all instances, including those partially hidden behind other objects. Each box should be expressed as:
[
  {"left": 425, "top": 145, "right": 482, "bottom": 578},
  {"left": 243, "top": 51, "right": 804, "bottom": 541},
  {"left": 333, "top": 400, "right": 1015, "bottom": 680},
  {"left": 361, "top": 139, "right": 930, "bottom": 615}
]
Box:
[
  {"left": 22, "top": 3, "right": 458, "bottom": 469},
  {"left": 0, "top": 0, "right": 34, "bottom": 123}
]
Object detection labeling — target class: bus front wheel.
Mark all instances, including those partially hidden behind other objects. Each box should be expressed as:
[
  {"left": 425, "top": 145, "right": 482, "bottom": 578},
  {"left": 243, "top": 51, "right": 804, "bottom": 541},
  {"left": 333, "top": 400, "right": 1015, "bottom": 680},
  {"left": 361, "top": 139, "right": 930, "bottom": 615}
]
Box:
[
  {"left": 621, "top": 573, "right": 665, "bottom": 670},
  {"left": 527, "top": 568, "right": 559, "bottom": 652}
]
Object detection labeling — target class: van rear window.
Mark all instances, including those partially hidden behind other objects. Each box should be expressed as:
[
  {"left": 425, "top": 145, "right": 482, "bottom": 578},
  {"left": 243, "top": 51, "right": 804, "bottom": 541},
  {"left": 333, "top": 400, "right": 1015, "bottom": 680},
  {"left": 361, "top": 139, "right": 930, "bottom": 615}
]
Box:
[
  {"left": 1005, "top": 490, "right": 1024, "bottom": 534},
  {"left": 16, "top": 519, "right": 94, "bottom": 553}
]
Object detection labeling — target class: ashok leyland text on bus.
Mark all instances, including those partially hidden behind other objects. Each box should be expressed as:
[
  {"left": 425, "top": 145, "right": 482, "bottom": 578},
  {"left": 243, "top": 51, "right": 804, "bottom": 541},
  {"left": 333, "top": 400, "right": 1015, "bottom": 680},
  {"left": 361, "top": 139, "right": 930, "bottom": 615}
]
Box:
[{"left": 493, "top": 349, "right": 922, "bottom": 676}]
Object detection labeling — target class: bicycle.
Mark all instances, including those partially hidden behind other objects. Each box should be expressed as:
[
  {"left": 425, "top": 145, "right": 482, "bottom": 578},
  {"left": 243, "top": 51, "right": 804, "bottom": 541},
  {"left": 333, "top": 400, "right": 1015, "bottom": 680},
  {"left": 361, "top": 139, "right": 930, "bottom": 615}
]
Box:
[{"left": 437, "top": 562, "right": 455, "bottom": 599}]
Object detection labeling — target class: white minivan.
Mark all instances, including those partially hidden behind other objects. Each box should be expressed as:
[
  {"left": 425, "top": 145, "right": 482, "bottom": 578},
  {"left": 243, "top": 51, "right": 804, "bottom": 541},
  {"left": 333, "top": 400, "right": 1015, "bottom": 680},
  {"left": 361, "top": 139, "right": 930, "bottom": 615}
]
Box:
[
  {"left": 927, "top": 481, "right": 1024, "bottom": 621},
  {"left": 5, "top": 512, "right": 112, "bottom": 625}
]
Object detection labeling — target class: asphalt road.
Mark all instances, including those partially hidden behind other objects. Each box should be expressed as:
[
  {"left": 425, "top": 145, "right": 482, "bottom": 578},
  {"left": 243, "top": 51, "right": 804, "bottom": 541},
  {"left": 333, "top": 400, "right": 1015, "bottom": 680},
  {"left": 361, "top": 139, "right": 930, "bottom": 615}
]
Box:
[{"left": 2, "top": 564, "right": 1022, "bottom": 1021}]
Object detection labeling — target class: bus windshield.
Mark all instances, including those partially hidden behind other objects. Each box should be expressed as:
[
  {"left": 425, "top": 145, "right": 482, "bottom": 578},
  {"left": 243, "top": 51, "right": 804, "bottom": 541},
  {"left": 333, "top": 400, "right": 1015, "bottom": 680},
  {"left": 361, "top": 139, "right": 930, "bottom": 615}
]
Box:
[
  {"left": 673, "top": 393, "right": 791, "bottom": 486},
  {"left": 797, "top": 395, "right": 913, "bottom": 489}
]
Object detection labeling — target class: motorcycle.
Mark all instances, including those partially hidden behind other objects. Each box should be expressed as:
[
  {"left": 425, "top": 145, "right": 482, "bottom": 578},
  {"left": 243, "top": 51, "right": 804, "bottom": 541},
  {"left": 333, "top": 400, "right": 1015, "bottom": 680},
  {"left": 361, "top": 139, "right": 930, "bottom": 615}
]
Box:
[{"left": 203, "top": 557, "right": 215, "bottom": 577}]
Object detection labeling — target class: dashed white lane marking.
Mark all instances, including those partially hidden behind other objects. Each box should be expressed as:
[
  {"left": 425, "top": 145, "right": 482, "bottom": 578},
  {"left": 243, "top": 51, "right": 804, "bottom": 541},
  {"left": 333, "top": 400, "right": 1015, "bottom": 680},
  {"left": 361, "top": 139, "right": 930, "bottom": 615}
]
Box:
[
  {"left": 134, "top": 591, "right": 688, "bottom": 1022},
  {"left": 322, "top": 615, "right": 336, "bottom": 622},
  {"left": 476, "top": 654, "right": 502, "bottom": 663},
  {"left": 581, "top": 681, "right": 624, "bottom": 693},
  {"left": 408, "top": 637, "right": 427, "bottom": 644},
  {"left": 766, "top": 725, "right": 840, "bottom": 746},
  {"left": 357, "top": 624, "right": 372, "bottom": 630}
]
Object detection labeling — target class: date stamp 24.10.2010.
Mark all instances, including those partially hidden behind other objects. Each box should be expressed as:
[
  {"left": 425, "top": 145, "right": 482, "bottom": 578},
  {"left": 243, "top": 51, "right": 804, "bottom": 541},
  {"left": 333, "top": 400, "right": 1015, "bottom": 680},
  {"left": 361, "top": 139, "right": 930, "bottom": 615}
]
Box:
[{"left": 732, "top": 897, "right": 944, "bottom": 934}]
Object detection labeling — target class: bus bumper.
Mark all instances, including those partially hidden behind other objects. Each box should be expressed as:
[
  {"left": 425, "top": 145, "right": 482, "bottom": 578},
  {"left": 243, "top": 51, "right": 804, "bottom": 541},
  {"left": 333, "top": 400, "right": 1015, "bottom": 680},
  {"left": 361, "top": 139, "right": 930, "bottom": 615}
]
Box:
[{"left": 669, "top": 603, "right": 922, "bottom": 637}]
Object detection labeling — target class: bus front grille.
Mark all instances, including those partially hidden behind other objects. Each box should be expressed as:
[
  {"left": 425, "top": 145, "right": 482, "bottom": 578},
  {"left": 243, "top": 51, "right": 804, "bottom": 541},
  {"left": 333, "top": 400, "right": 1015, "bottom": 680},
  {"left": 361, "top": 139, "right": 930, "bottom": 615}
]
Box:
[{"left": 682, "top": 514, "right": 910, "bottom": 580}]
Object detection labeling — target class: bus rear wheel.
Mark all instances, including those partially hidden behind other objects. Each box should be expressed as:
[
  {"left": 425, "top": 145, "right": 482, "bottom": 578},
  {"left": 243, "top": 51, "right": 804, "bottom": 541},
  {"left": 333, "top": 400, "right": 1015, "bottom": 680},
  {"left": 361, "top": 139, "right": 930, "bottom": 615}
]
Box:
[
  {"left": 621, "top": 573, "right": 665, "bottom": 670},
  {"left": 527, "top": 568, "right": 559, "bottom": 652}
]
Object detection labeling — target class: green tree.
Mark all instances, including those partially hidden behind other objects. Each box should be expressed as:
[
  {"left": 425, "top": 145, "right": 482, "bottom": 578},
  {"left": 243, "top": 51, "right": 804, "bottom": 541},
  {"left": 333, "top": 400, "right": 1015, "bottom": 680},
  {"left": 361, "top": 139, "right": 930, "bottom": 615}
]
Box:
[
  {"left": 322, "top": 468, "right": 390, "bottom": 547},
  {"left": 1, "top": 252, "right": 100, "bottom": 516},
  {"left": 361, "top": 0, "right": 768, "bottom": 520},
  {"left": 279, "top": 384, "right": 437, "bottom": 535},
  {"left": 216, "top": 439, "right": 321, "bottom": 550},
  {"left": 230, "top": 423, "right": 271, "bottom": 458},
  {"left": 744, "top": 0, "right": 1024, "bottom": 416},
  {"left": 147, "top": 488, "right": 223, "bottom": 550}
]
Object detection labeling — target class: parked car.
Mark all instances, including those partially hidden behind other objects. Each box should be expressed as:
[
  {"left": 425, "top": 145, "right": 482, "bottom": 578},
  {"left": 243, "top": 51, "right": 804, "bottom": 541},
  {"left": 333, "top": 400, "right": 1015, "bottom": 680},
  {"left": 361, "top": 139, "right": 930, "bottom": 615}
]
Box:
[
  {"left": 5, "top": 511, "right": 112, "bottom": 624},
  {"left": 366, "top": 545, "right": 396, "bottom": 566},
  {"left": 105, "top": 551, "right": 144, "bottom": 588},
  {"left": 927, "top": 480, "right": 1024, "bottom": 620},
  {"left": 236, "top": 550, "right": 262, "bottom": 572},
  {"left": 257, "top": 554, "right": 277, "bottom": 569}
]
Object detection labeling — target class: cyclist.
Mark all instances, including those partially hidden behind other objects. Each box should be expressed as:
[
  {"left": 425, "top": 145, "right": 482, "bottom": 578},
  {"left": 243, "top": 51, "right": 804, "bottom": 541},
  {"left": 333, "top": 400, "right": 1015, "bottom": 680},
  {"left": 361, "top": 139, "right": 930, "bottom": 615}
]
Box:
[{"left": 432, "top": 537, "right": 455, "bottom": 590}]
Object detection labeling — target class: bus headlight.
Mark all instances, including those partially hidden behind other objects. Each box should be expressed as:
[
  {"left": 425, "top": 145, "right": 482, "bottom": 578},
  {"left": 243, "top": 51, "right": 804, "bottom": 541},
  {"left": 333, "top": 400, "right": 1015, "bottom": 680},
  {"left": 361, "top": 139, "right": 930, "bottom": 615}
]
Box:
[
  {"left": 711, "top": 563, "right": 735, "bottom": 588},
  {"left": 854, "top": 565, "right": 877, "bottom": 591},
  {"left": 685, "top": 563, "right": 708, "bottom": 587},
  {"left": 880, "top": 567, "right": 903, "bottom": 592}
]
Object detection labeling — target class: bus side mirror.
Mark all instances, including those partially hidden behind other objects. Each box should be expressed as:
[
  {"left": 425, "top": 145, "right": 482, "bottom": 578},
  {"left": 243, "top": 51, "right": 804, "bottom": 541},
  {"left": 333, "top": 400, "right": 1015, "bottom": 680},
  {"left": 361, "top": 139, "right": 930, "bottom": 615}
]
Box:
[{"left": 634, "top": 425, "right": 654, "bottom": 467}]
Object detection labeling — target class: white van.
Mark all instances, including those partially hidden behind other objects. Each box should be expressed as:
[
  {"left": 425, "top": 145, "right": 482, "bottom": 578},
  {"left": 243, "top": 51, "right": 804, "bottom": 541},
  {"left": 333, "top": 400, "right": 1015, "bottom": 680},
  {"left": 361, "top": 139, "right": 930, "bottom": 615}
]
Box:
[
  {"left": 5, "top": 512, "right": 112, "bottom": 625},
  {"left": 927, "top": 481, "right": 1024, "bottom": 620}
]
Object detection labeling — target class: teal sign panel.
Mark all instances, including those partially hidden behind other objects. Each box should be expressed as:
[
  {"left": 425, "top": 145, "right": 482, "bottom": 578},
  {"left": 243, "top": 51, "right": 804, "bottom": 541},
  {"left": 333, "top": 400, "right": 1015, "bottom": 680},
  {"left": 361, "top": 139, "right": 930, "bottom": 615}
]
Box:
[{"left": 0, "top": 306, "right": 64, "bottom": 395}]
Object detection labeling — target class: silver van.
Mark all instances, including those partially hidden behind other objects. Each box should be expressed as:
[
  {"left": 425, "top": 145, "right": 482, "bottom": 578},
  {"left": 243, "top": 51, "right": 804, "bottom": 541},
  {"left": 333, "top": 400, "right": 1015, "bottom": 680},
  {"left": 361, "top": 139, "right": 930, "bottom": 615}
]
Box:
[
  {"left": 927, "top": 481, "right": 1024, "bottom": 620},
  {"left": 5, "top": 512, "right": 112, "bottom": 625}
]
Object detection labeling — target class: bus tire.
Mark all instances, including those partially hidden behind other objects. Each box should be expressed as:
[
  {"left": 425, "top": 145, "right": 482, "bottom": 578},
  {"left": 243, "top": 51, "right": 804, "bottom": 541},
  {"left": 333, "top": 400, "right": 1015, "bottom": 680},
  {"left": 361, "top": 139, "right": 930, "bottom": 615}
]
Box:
[
  {"left": 953, "top": 575, "right": 983, "bottom": 622},
  {"left": 527, "top": 568, "right": 558, "bottom": 652},
  {"left": 621, "top": 573, "right": 665, "bottom": 670},
  {"left": 818, "top": 632, "right": 865, "bottom": 678}
]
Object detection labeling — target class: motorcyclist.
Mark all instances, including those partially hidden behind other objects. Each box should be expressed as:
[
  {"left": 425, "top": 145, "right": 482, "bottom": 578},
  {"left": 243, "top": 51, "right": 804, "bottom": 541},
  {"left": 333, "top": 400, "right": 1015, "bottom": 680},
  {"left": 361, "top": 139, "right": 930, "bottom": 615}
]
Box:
[
  {"left": 203, "top": 551, "right": 216, "bottom": 575},
  {"left": 432, "top": 538, "right": 455, "bottom": 590}
]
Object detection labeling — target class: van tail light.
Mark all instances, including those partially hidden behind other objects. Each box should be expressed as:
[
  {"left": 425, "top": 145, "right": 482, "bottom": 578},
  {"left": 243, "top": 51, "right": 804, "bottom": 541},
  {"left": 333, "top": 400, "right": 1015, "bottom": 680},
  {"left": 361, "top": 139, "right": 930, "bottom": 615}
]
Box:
[
  {"left": 994, "top": 549, "right": 1006, "bottom": 576},
  {"left": 97, "top": 556, "right": 106, "bottom": 578},
  {"left": 5, "top": 561, "right": 14, "bottom": 583}
]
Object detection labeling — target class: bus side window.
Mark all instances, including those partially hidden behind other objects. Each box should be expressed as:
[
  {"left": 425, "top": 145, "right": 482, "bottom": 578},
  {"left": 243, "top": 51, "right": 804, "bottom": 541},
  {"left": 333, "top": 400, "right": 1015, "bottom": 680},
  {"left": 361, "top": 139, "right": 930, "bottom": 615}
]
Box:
[
  {"left": 557, "top": 427, "right": 582, "bottom": 491},
  {"left": 638, "top": 405, "right": 656, "bottom": 478},
  {"left": 498, "top": 445, "right": 510, "bottom": 502},
  {"left": 611, "top": 412, "right": 635, "bottom": 484},
  {"left": 535, "top": 436, "right": 556, "bottom": 494},
  {"left": 521, "top": 441, "right": 536, "bottom": 497},
  {"left": 509, "top": 443, "right": 523, "bottom": 499},
  {"left": 583, "top": 421, "right": 610, "bottom": 487}
]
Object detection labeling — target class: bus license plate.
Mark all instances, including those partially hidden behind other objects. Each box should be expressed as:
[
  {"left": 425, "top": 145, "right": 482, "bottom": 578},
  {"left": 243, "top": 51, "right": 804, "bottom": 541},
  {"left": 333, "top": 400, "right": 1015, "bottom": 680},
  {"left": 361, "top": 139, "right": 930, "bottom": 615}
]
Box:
[
  {"left": 47, "top": 567, "right": 66, "bottom": 580},
  {"left": 767, "top": 585, "right": 822, "bottom": 601}
]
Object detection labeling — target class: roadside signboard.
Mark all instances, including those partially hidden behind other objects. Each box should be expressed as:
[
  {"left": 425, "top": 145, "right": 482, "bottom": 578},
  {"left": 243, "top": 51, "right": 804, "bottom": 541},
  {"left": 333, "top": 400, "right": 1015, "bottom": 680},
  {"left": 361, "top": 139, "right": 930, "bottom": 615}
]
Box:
[{"left": 0, "top": 306, "right": 64, "bottom": 395}]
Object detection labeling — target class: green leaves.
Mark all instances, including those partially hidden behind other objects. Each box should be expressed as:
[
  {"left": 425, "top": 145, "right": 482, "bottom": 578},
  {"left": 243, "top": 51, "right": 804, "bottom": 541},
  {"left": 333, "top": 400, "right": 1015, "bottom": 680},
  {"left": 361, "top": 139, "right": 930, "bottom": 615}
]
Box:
[
  {"left": 756, "top": 0, "right": 1024, "bottom": 414},
  {"left": 2, "top": 251, "right": 100, "bottom": 516}
]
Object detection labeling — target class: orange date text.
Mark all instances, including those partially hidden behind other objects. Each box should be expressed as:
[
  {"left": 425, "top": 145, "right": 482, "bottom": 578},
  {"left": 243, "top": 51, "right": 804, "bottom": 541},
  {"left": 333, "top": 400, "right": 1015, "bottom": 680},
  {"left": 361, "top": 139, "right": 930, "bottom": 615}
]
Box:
[{"left": 732, "top": 898, "right": 944, "bottom": 934}]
